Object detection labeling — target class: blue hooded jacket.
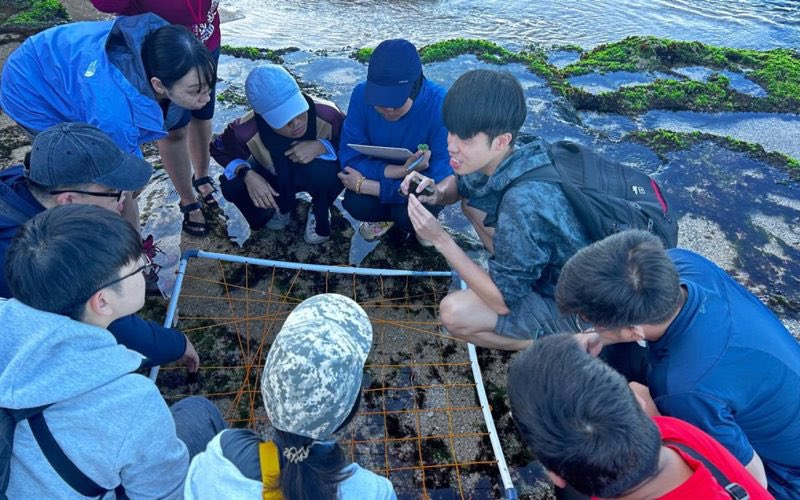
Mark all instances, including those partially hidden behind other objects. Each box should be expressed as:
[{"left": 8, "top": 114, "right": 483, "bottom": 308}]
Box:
[{"left": 0, "top": 14, "right": 187, "bottom": 155}]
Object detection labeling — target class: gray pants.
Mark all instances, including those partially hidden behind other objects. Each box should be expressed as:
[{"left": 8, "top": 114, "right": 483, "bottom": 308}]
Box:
[{"left": 170, "top": 396, "right": 226, "bottom": 459}]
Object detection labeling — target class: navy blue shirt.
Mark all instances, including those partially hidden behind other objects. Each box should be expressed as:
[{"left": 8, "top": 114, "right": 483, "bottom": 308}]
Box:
[{"left": 649, "top": 249, "right": 800, "bottom": 497}]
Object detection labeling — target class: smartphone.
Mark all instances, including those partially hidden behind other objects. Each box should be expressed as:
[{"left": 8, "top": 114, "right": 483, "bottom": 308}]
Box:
[{"left": 409, "top": 177, "right": 435, "bottom": 197}]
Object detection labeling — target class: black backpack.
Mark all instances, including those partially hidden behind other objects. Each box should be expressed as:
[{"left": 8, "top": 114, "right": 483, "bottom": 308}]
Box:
[
  {"left": 1, "top": 405, "right": 122, "bottom": 499},
  {"left": 502, "top": 140, "right": 679, "bottom": 248}
]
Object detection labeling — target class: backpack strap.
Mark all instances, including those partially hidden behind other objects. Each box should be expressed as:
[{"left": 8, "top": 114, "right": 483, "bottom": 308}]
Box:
[
  {"left": 663, "top": 440, "right": 750, "bottom": 500},
  {"left": 26, "top": 411, "right": 108, "bottom": 497},
  {"left": 258, "top": 441, "right": 282, "bottom": 500}
]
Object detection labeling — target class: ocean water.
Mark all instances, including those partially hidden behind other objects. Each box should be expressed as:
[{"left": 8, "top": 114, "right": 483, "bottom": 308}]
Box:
[{"left": 220, "top": 0, "right": 799, "bottom": 51}]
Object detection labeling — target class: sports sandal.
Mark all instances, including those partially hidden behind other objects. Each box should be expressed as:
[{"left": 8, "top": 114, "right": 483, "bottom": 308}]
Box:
[
  {"left": 179, "top": 200, "right": 208, "bottom": 237},
  {"left": 192, "top": 175, "right": 219, "bottom": 208},
  {"left": 358, "top": 221, "right": 394, "bottom": 241}
]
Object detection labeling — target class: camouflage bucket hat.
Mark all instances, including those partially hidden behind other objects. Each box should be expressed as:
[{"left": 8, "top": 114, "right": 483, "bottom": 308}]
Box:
[{"left": 261, "top": 293, "right": 373, "bottom": 440}]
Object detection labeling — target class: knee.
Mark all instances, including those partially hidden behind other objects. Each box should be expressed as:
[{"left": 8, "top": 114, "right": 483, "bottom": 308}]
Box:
[
  {"left": 166, "top": 125, "right": 188, "bottom": 141},
  {"left": 440, "top": 294, "right": 470, "bottom": 338}
]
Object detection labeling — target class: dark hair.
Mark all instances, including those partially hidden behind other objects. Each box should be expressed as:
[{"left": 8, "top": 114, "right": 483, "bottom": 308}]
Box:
[
  {"left": 555, "top": 230, "right": 682, "bottom": 328},
  {"left": 141, "top": 24, "right": 217, "bottom": 90},
  {"left": 409, "top": 73, "right": 425, "bottom": 101},
  {"left": 271, "top": 393, "right": 362, "bottom": 500},
  {"left": 5, "top": 204, "right": 142, "bottom": 321},
  {"left": 442, "top": 69, "right": 526, "bottom": 144},
  {"left": 508, "top": 334, "right": 661, "bottom": 497}
]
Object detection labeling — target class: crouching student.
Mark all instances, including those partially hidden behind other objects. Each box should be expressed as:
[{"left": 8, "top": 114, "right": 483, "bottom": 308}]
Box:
[
  {"left": 508, "top": 334, "right": 773, "bottom": 499},
  {"left": 401, "top": 70, "right": 589, "bottom": 350},
  {"left": 0, "top": 122, "right": 198, "bottom": 371},
  {"left": 338, "top": 39, "right": 451, "bottom": 243},
  {"left": 212, "top": 65, "right": 345, "bottom": 244},
  {"left": 0, "top": 205, "right": 225, "bottom": 498},
  {"left": 184, "top": 293, "right": 396, "bottom": 499}
]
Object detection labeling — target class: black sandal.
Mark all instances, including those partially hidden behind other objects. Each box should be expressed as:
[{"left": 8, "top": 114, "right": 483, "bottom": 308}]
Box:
[
  {"left": 192, "top": 175, "right": 219, "bottom": 208},
  {"left": 179, "top": 200, "right": 208, "bottom": 237}
]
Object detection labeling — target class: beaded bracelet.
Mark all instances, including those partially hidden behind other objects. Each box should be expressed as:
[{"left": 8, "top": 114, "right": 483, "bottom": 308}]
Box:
[{"left": 355, "top": 176, "right": 365, "bottom": 194}]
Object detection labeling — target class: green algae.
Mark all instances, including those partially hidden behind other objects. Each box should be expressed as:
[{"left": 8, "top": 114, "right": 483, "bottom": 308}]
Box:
[
  {"left": 3, "top": 0, "right": 69, "bottom": 28},
  {"left": 216, "top": 85, "right": 248, "bottom": 106},
  {"left": 220, "top": 45, "right": 298, "bottom": 64},
  {"left": 628, "top": 130, "right": 800, "bottom": 176},
  {"left": 351, "top": 47, "right": 373, "bottom": 63},
  {"left": 562, "top": 36, "right": 800, "bottom": 113},
  {"left": 419, "top": 38, "right": 520, "bottom": 65}
]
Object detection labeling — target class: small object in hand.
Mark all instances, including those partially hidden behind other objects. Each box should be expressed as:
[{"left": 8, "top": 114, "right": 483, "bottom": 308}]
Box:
[
  {"left": 406, "top": 144, "right": 430, "bottom": 172},
  {"left": 409, "top": 176, "right": 435, "bottom": 196}
]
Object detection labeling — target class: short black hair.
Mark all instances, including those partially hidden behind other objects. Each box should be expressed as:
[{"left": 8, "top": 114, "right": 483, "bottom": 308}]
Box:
[
  {"left": 6, "top": 204, "right": 142, "bottom": 321},
  {"left": 555, "top": 230, "right": 682, "bottom": 328},
  {"left": 142, "top": 24, "right": 217, "bottom": 90},
  {"left": 442, "top": 69, "right": 526, "bottom": 144},
  {"left": 508, "top": 334, "right": 661, "bottom": 497}
]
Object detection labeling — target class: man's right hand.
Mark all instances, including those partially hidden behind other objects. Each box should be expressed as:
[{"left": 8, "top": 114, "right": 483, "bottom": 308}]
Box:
[
  {"left": 243, "top": 170, "right": 279, "bottom": 209},
  {"left": 181, "top": 335, "right": 200, "bottom": 373},
  {"left": 401, "top": 172, "right": 441, "bottom": 205}
]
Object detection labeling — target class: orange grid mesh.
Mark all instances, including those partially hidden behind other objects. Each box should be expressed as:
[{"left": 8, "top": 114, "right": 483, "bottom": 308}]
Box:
[{"left": 156, "top": 256, "right": 503, "bottom": 498}]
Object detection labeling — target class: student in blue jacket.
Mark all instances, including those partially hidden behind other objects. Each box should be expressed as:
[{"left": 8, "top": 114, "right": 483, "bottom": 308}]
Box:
[
  {"left": 337, "top": 39, "right": 452, "bottom": 244},
  {"left": 0, "top": 13, "right": 217, "bottom": 236}
]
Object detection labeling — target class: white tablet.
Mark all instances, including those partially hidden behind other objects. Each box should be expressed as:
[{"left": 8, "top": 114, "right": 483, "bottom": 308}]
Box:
[{"left": 347, "top": 144, "right": 414, "bottom": 161}]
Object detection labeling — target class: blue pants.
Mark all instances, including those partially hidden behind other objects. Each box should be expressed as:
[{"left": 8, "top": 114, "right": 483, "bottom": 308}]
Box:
[{"left": 170, "top": 396, "right": 226, "bottom": 459}]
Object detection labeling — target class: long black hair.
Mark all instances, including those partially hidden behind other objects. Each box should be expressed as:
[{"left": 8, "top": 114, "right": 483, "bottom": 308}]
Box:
[
  {"left": 141, "top": 24, "right": 217, "bottom": 90},
  {"left": 270, "top": 393, "right": 362, "bottom": 500}
]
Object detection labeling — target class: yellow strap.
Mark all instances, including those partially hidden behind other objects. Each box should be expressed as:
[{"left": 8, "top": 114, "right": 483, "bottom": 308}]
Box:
[{"left": 258, "top": 441, "right": 282, "bottom": 500}]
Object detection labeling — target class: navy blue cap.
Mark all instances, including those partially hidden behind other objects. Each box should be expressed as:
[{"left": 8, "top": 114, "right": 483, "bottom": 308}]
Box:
[
  {"left": 26, "top": 123, "right": 152, "bottom": 191},
  {"left": 365, "top": 39, "right": 421, "bottom": 108}
]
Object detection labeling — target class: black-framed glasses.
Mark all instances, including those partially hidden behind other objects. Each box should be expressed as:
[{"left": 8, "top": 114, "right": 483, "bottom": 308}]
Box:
[
  {"left": 92, "top": 254, "right": 154, "bottom": 294},
  {"left": 49, "top": 189, "right": 124, "bottom": 202}
]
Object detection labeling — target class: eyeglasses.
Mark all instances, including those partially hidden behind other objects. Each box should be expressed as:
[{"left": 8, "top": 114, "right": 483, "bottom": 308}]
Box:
[
  {"left": 49, "top": 189, "right": 125, "bottom": 202},
  {"left": 93, "top": 254, "right": 155, "bottom": 294}
]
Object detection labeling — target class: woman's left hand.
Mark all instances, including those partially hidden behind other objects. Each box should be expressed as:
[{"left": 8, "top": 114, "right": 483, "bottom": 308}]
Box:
[
  {"left": 338, "top": 166, "right": 365, "bottom": 192},
  {"left": 285, "top": 140, "right": 325, "bottom": 164}
]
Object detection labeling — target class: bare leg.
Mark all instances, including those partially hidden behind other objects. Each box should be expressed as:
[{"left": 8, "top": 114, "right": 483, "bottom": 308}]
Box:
[
  {"left": 188, "top": 117, "right": 214, "bottom": 198},
  {"left": 461, "top": 199, "right": 495, "bottom": 254},
  {"left": 121, "top": 192, "right": 142, "bottom": 235},
  {"left": 439, "top": 289, "right": 532, "bottom": 351},
  {"left": 157, "top": 126, "right": 204, "bottom": 225}
]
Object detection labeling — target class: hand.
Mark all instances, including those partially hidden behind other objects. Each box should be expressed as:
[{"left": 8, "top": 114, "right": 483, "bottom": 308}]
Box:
[
  {"left": 401, "top": 172, "right": 440, "bottom": 204},
  {"left": 337, "top": 166, "right": 365, "bottom": 192},
  {"left": 402, "top": 148, "right": 431, "bottom": 173},
  {"left": 243, "top": 170, "right": 279, "bottom": 209},
  {"left": 407, "top": 193, "right": 446, "bottom": 245},
  {"left": 181, "top": 335, "right": 200, "bottom": 373},
  {"left": 285, "top": 140, "right": 325, "bottom": 164},
  {"left": 574, "top": 331, "right": 604, "bottom": 357}
]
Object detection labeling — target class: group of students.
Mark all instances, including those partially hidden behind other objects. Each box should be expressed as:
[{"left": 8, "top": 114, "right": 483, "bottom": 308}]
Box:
[{"left": 1, "top": 3, "right": 800, "bottom": 499}]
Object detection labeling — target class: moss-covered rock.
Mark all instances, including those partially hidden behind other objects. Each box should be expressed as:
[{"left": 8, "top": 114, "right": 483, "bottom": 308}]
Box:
[
  {"left": 562, "top": 36, "right": 800, "bottom": 113},
  {"left": 220, "top": 45, "right": 298, "bottom": 64},
  {"left": 627, "top": 130, "right": 800, "bottom": 177},
  {"left": 2, "top": 0, "right": 69, "bottom": 28},
  {"left": 216, "top": 85, "right": 248, "bottom": 106}
]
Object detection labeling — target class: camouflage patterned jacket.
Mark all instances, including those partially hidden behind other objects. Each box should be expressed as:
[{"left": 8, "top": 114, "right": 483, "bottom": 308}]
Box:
[{"left": 457, "top": 139, "right": 591, "bottom": 307}]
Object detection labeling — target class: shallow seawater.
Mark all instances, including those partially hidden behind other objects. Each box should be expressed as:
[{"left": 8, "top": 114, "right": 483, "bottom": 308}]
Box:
[
  {"left": 219, "top": 0, "right": 800, "bottom": 51},
  {"left": 567, "top": 71, "right": 674, "bottom": 94}
]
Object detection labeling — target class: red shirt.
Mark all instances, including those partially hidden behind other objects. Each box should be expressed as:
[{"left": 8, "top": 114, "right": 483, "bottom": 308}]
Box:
[
  {"left": 91, "top": 0, "right": 221, "bottom": 50},
  {"left": 655, "top": 416, "right": 772, "bottom": 499},
  {"left": 590, "top": 417, "right": 772, "bottom": 499}
]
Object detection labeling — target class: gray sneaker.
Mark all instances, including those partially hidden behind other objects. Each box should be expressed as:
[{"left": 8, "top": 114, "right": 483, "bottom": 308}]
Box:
[
  {"left": 304, "top": 207, "right": 330, "bottom": 245},
  {"left": 266, "top": 210, "right": 291, "bottom": 230}
]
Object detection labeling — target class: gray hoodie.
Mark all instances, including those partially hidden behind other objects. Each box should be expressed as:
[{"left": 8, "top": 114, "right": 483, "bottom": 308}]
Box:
[{"left": 0, "top": 298, "right": 188, "bottom": 499}]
